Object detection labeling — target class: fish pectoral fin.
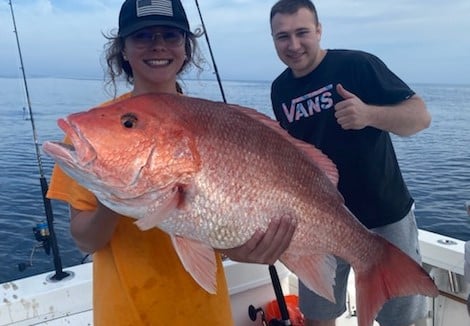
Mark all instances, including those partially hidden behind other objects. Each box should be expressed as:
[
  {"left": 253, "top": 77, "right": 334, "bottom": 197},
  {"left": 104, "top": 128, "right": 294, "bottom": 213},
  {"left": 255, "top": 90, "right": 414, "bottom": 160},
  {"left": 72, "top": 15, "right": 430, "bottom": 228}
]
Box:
[
  {"left": 171, "top": 235, "right": 218, "bottom": 294},
  {"left": 135, "top": 186, "right": 187, "bottom": 231},
  {"left": 281, "top": 253, "right": 337, "bottom": 303}
]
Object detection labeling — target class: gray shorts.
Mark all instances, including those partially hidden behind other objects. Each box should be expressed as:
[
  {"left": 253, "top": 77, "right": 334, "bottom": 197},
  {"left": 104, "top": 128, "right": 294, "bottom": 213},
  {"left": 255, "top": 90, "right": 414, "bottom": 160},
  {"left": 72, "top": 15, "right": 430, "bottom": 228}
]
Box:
[{"left": 299, "top": 208, "right": 428, "bottom": 326}]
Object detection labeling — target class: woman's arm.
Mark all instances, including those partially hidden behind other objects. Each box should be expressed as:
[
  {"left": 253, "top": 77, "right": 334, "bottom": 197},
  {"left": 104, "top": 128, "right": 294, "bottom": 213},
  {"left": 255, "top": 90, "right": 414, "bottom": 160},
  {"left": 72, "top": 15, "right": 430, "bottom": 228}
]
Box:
[{"left": 69, "top": 200, "right": 120, "bottom": 253}]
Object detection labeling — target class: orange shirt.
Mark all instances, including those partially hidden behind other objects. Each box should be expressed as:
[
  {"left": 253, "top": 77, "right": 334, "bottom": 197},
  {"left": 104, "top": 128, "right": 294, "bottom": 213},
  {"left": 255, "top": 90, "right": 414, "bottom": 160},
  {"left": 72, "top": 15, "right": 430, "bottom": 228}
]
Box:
[{"left": 47, "top": 93, "right": 233, "bottom": 325}]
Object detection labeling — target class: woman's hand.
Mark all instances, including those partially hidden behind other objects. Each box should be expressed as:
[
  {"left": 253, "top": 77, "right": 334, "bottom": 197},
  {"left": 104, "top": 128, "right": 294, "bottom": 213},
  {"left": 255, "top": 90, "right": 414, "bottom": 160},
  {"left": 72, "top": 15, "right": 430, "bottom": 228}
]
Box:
[{"left": 220, "top": 216, "right": 296, "bottom": 265}]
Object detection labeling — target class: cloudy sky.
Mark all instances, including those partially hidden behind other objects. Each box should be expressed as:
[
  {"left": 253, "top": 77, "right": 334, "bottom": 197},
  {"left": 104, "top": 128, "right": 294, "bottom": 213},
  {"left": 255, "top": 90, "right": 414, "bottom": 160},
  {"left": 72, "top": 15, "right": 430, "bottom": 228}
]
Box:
[{"left": 1, "top": 0, "right": 469, "bottom": 85}]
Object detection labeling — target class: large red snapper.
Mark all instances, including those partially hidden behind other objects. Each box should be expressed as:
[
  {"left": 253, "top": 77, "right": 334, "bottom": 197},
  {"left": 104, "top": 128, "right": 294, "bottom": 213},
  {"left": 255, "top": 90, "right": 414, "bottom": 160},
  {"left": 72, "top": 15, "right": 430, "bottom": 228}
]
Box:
[{"left": 42, "top": 94, "right": 437, "bottom": 326}]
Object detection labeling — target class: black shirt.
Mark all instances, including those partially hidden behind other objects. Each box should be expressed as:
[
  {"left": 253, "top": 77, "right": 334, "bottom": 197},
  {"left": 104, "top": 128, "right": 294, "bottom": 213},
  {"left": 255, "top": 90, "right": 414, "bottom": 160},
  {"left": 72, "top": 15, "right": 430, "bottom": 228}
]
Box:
[{"left": 271, "top": 49, "right": 414, "bottom": 228}]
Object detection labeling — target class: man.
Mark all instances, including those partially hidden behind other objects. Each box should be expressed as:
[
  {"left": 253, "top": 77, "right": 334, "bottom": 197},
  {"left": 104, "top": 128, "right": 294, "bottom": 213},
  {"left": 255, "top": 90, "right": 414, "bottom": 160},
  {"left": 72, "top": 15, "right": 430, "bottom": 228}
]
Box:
[{"left": 269, "top": 1, "right": 432, "bottom": 326}]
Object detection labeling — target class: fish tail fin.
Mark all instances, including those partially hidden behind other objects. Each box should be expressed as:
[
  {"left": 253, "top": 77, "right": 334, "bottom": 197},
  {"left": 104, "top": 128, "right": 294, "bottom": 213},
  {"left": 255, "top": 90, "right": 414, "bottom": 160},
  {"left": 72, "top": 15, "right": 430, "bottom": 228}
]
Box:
[{"left": 354, "top": 240, "right": 438, "bottom": 326}]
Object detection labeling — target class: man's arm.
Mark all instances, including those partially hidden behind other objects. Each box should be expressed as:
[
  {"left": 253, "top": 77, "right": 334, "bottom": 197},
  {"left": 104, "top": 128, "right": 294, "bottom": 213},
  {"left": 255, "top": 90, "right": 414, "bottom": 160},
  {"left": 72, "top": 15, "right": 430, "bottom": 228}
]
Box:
[{"left": 335, "top": 84, "right": 432, "bottom": 137}]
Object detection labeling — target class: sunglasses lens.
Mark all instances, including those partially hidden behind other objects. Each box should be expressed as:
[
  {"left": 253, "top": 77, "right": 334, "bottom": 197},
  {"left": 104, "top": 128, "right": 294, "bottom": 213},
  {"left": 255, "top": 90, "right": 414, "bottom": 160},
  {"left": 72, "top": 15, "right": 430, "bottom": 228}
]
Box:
[{"left": 129, "top": 29, "right": 185, "bottom": 48}]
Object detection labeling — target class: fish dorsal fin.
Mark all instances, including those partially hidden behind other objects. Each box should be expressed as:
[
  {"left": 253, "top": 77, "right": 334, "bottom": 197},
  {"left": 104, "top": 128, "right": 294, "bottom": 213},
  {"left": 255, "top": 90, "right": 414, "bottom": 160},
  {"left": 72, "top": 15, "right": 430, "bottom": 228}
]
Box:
[
  {"left": 229, "top": 105, "right": 339, "bottom": 187},
  {"left": 171, "top": 235, "right": 218, "bottom": 294}
]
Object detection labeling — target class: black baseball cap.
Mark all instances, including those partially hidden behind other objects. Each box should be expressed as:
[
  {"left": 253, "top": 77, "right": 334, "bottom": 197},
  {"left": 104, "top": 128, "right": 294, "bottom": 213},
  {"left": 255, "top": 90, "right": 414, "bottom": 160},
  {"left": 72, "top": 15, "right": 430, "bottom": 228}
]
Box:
[{"left": 118, "top": 0, "right": 191, "bottom": 37}]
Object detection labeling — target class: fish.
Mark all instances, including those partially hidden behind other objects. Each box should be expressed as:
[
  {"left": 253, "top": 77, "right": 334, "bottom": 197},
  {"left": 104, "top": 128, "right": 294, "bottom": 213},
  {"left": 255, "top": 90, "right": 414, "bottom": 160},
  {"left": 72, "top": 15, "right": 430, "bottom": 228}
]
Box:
[{"left": 42, "top": 94, "right": 438, "bottom": 326}]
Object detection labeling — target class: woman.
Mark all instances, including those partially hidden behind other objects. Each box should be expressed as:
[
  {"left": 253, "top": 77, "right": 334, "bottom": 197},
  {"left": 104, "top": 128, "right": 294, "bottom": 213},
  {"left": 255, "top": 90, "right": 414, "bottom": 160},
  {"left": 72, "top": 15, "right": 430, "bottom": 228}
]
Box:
[{"left": 47, "top": 0, "right": 296, "bottom": 325}]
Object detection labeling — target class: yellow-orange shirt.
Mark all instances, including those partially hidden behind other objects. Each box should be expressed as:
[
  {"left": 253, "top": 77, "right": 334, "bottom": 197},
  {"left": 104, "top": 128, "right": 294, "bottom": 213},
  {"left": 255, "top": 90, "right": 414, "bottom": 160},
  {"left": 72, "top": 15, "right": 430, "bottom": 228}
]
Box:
[{"left": 46, "top": 93, "right": 233, "bottom": 325}]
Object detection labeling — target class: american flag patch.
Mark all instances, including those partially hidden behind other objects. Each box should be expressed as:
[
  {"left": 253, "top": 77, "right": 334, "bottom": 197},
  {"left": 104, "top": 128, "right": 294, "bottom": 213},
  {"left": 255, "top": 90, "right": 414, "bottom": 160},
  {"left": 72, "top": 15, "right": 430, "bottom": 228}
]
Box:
[{"left": 136, "top": 0, "right": 173, "bottom": 17}]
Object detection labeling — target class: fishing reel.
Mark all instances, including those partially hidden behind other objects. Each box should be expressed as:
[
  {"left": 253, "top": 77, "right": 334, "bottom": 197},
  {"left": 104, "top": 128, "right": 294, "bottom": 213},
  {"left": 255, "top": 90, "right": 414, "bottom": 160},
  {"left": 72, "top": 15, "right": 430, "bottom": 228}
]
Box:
[
  {"left": 18, "top": 221, "right": 51, "bottom": 272},
  {"left": 248, "top": 305, "right": 292, "bottom": 326},
  {"left": 248, "top": 305, "right": 269, "bottom": 326},
  {"left": 33, "top": 221, "right": 51, "bottom": 254}
]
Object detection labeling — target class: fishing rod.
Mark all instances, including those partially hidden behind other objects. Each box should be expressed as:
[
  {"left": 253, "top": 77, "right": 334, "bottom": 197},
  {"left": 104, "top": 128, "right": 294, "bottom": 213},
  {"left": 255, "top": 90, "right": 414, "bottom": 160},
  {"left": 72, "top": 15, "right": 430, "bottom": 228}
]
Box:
[
  {"left": 193, "top": 2, "right": 292, "bottom": 325},
  {"left": 194, "top": 0, "right": 227, "bottom": 103},
  {"left": 8, "top": 0, "right": 69, "bottom": 281},
  {"left": 269, "top": 265, "right": 292, "bottom": 325}
]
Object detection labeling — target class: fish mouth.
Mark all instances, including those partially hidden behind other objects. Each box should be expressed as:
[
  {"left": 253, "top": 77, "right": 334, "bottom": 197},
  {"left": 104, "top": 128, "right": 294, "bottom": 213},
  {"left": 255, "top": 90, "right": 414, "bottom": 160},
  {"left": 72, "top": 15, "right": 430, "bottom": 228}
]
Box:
[{"left": 42, "top": 118, "right": 96, "bottom": 168}]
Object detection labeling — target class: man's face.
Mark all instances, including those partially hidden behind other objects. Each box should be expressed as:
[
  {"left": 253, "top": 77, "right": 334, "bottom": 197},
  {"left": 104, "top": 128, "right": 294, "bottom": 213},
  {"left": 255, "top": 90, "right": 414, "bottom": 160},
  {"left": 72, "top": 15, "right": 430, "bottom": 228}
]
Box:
[{"left": 271, "top": 7, "right": 323, "bottom": 78}]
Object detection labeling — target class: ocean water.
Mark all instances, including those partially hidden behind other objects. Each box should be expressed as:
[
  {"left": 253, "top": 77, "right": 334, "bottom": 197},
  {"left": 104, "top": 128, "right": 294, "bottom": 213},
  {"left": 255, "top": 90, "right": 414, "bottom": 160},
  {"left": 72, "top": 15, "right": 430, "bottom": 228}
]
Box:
[{"left": 0, "top": 77, "right": 469, "bottom": 283}]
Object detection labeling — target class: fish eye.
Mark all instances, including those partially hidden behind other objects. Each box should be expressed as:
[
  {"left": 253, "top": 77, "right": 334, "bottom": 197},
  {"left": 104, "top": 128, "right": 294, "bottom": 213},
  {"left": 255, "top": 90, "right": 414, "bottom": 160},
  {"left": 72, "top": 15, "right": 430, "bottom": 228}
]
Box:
[{"left": 121, "top": 113, "right": 138, "bottom": 128}]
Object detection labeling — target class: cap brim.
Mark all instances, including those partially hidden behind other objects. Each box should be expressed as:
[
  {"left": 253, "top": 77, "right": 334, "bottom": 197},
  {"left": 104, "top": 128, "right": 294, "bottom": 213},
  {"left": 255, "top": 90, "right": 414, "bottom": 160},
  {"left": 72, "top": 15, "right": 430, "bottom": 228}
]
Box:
[{"left": 119, "top": 20, "right": 190, "bottom": 37}]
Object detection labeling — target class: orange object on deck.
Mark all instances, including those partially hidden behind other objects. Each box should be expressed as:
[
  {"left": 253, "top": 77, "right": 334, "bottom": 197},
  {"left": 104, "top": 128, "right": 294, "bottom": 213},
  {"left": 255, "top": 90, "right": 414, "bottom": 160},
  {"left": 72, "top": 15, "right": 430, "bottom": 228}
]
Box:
[{"left": 265, "top": 294, "right": 304, "bottom": 326}]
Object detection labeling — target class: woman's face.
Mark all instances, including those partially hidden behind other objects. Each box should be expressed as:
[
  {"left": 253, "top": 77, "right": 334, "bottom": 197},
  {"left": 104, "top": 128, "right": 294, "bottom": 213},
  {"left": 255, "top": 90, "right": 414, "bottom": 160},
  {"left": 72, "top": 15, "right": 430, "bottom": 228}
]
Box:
[{"left": 123, "top": 26, "right": 187, "bottom": 94}]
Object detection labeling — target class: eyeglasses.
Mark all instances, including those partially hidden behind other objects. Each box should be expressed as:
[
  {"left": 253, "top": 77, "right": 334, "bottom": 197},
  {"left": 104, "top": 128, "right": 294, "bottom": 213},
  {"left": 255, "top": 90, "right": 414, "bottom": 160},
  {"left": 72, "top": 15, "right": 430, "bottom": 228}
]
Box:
[{"left": 128, "top": 30, "right": 186, "bottom": 48}]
